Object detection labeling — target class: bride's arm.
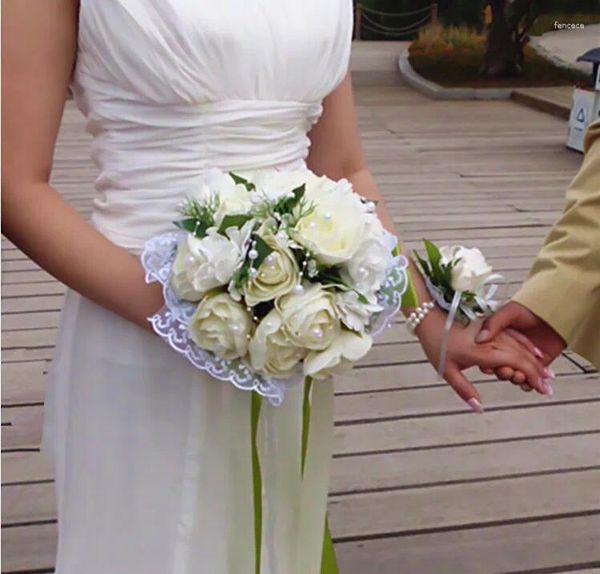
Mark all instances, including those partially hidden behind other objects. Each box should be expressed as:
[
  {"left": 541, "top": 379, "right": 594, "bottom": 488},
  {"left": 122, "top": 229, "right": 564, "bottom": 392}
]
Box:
[
  {"left": 307, "top": 73, "right": 548, "bottom": 408},
  {"left": 2, "top": 0, "right": 163, "bottom": 331}
]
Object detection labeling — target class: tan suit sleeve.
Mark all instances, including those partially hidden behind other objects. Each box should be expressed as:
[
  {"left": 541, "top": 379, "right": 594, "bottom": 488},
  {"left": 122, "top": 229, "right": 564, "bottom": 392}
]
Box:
[{"left": 513, "top": 119, "right": 600, "bottom": 369}]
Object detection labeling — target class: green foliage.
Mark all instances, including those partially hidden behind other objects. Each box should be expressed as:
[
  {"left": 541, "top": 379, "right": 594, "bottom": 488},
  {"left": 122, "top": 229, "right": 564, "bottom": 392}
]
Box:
[
  {"left": 218, "top": 213, "right": 253, "bottom": 234},
  {"left": 253, "top": 235, "right": 274, "bottom": 269},
  {"left": 229, "top": 172, "right": 256, "bottom": 191},
  {"left": 175, "top": 196, "right": 218, "bottom": 238}
]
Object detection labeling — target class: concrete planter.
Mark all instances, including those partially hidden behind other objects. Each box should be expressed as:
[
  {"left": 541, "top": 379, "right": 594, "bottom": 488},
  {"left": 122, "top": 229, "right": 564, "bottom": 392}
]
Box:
[{"left": 398, "top": 48, "right": 513, "bottom": 101}]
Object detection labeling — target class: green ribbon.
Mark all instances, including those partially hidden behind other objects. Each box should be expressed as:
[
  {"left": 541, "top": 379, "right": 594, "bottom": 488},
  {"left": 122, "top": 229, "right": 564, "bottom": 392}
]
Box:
[
  {"left": 251, "top": 391, "right": 263, "bottom": 574},
  {"left": 251, "top": 378, "right": 339, "bottom": 574}
]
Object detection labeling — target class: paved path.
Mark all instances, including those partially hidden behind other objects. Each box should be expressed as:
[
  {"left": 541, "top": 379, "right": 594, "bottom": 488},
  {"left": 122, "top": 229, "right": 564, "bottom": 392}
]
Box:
[
  {"left": 2, "top": 83, "right": 600, "bottom": 574},
  {"left": 536, "top": 24, "right": 600, "bottom": 72}
]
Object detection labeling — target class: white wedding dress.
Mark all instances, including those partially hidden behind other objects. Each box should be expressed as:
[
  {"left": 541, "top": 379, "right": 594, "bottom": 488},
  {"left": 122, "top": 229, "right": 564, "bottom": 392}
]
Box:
[{"left": 40, "top": 1, "right": 352, "bottom": 573}]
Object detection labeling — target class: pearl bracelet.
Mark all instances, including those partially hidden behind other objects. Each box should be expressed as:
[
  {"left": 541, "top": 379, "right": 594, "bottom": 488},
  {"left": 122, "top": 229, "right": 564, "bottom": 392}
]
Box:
[{"left": 406, "top": 301, "right": 436, "bottom": 332}]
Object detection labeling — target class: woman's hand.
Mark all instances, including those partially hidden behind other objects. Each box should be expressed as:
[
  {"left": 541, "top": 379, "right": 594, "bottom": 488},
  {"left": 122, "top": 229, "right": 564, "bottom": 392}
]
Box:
[{"left": 415, "top": 307, "right": 551, "bottom": 413}]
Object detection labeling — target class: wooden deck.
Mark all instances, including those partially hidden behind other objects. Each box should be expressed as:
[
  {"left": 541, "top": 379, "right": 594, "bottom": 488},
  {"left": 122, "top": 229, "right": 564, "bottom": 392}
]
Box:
[{"left": 2, "top": 83, "right": 600, "bottom": 573}]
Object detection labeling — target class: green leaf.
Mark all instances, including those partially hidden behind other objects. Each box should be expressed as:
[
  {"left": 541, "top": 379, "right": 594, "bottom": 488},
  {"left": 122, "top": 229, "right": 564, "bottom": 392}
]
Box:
[
  {"left": 233, "top": 264, "right": 251, "bottom": 289},
  {"left": 391, "top": 244, "right": 401, "bottom": 257},
  {"left": 413, "top": 250, "right": 431, "bottom": 276},
  {"left": 253, "top": 235, "right": 274, "bottom": 268},
  {"left": 229, "top": 172, "right": 256, "bottom": 191},
  {"left": 218, "top": 213, "right": 253, "bottom": 234},
  {"left": 424, "top": 239, "right": 441, "bottom": 268},
  {"left": 357, "top": 292, "right": 369, "bottom": 305},
  {"left": 174, "top": 218, "right": 210, "bottom": 238},
  {"left": 274, "top": 184, "right": 305, "bottom": 215},
  {"left": 401, "top": 270, "right": 419, "bottom": 309}
]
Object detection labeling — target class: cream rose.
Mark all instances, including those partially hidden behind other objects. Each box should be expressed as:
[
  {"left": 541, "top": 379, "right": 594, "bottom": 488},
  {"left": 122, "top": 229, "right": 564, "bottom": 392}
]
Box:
[
  {"left": 188, "top": 293, "right": 253, "bottom": 360},
  {"left": 292, "top": 176, "right": 368, "bottom": 265},
  {"left": 171, "top": 225, "right": 250, "bottom": 301},
  {"left": 248, "top": 309, "right": 306, "bottom": 378},
  {"left": 276, "top": 284, "right": 340, "bottom": 351},
  {"left": 439, "top": 245, "right": 493, "bottom": 293},
  {"left": 304, "top": 330, "right": 373, "bottom": 380},
  {"left": 243, "top": 233, "right": 299, "bottom": 306}
]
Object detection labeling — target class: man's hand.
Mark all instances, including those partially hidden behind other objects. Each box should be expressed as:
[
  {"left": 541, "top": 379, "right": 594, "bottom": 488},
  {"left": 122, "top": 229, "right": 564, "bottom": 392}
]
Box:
[{"left": 476, "top": 302, "right": 566, "bottom": 387}]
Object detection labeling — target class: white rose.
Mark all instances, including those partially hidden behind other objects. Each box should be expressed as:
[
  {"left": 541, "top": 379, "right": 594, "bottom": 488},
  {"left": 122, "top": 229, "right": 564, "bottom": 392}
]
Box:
[
  {"left": 335, "top": 290, "right": 383, "bottom": 333},
  {"left": 276, "top": 284, "right": 340, "bottom": 351},
  {"left": 251, "top": 169, "right": 310, "bottom": 202},
  {"left": 439, "top": 245, "right": 493, "bottom": 293},
  {"left": 170, "top": 226, "right": 249, "bottom": 301},
  {"left": 243, "top": 233, "right": 299, "bottom": 306},
  {"left": 188, "top": 293, "right": 253, "bottom": 360},
  {"left": 213, "top": 182, "right": 254, "bottom": 225},
  {"left": 248, "top": 309, "right": 306, "bottom": 378},
  {"left": 292, "top": 176, "right": 368, "bottom": 265},
  {"left": 341, "top": 216, "right": 392, "bottom": 299},
  {"left": 304, "top": 330, "right": 373, "bottom": 380}
]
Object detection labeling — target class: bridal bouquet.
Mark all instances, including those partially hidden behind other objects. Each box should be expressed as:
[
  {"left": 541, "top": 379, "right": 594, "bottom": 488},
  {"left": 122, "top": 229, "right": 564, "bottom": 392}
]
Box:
[{"left": 142, "top": 169, "right": 410, "bottom": 404}]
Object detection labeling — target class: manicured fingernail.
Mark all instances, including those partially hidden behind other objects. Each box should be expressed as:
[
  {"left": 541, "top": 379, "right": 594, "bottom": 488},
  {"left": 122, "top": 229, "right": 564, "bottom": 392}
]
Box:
[
  {"left": 475, "top": 330, "right": 490, "bottom": 343},
  {"left": 468, "top": 398, "right": 485, "bottom": 414},
  {"left": 543, "top": 367, "right": 555, "bottom": 380},
  {"left": 538, "top": 378, "right": 553, "bottom": 396},
  {"left": 534, "top": 347, "right": 544, "bottom": 359}
]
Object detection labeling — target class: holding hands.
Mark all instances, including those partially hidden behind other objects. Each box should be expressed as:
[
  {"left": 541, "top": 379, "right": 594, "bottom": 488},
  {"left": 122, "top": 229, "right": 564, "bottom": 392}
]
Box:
[{"left": 408, "top": 241, "right": 559, "bottom": 412}]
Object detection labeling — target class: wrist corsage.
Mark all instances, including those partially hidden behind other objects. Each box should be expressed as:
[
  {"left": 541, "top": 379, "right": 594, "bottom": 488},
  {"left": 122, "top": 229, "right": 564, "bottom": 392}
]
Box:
[
  {"left": 414, "top": 240, "right": 503, "bottom": 324},
  {"left": 413, "top": 239, "right": 505, "bottom": 377}
]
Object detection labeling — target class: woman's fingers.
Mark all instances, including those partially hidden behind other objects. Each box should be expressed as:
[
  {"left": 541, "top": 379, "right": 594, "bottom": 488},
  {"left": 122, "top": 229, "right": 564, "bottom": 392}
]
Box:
[
  {"left": 496, "top": 366, "right": 514, "bottom": 380},
  {"left": 444, "top": 364, "right": 484, "bottom": 414},
  {"left": 504, "top": 328, "right": 544, "bottom": 360},
  {"left": 479, "top": 346, "right": 549, "bottom": 395}
]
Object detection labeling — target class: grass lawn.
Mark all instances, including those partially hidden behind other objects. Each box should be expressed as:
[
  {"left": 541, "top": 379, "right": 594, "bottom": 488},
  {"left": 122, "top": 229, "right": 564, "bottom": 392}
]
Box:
[{"left": 409, "top": 25, "right": 588, "bottom": 89}]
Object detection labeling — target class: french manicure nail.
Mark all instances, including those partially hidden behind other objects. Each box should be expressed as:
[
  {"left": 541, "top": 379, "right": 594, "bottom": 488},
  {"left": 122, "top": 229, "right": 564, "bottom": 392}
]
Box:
[
  {"left": 468, "top": 398, "right": 485, "bottom": 414},
  {"left": 543, "top": 367, "right": 556, "bottom": 380},
  {"left": 475, "top": 330, "right": 490, "bottom": 343},
  {"left": 545, "top": 383, "right": 554, "bottom": 396},
  {"left": 534, "top": 347, "right": 544, "bottom": 359}
]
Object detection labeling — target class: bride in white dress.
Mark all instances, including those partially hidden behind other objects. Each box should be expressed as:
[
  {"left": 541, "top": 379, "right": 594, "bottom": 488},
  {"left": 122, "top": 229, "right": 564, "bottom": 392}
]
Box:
[{"left": 2, "top": 1, "right": 548, "bottom": 572}]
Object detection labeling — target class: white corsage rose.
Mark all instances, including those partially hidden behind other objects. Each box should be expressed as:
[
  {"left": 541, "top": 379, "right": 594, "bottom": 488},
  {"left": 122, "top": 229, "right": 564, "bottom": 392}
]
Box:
[
  {"left": 188, "top": 293, "right": 253, "bottom": 360},
  {"left": 171, "top": 224, "right": 251, "bottom": 301},
  {"left": 248, "top": 309, "right": 306, "bottom": 378},
  {"left": 276, "top": 284, "right": 340, "bottom": 351},
  {"left": 439, "top": 245, "right": 493, "bottom": 293},
  {"left": 341, "top": 215, "right": 392, "bottom": 299},
  {"left": 292, "top": 177, "right": 368, "bottom": 265},
  {"left": 243, "top": 233, "right": 299, "bottom": 306},
  {"left": 304, "top": 330, "right": 373, "bottom": 380}
]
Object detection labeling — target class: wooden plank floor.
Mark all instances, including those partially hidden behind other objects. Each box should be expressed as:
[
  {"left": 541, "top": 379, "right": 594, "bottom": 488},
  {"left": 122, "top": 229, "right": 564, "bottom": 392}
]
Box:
[{"left": 2, "top": 83, "right": 600, "bottom": 573}]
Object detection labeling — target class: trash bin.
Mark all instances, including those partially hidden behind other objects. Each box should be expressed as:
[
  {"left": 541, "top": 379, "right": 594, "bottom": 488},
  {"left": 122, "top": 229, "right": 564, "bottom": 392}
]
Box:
[{"left": 567, "top": 48, "right": 600, "bottom": 152}]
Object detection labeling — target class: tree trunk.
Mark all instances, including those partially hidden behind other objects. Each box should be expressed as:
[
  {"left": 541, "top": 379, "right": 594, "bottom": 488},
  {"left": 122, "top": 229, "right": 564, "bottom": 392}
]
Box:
[{"left": 482, "top": 0, "right": 519, "bottom": 77}]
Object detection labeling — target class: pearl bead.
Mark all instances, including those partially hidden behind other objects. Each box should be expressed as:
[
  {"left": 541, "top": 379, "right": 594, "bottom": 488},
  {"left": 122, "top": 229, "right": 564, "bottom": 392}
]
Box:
[
  {"left": 186, "top": 255, "right": 196, "bottom": 265},
  {"left": 230, "top": 324, "right": 240, "bottom": 332},
  {"left": 265, "top": 321, "right": 274, "bottom": 329},
  {"left": 249, "top": 268, "right": 258, "bottom": 278},
  {"left": 265, "top": 254, "right": 275, "bottom": 264},
  {"left": 293, "top": 284, "right": 304, "bottom": 295},
  {"left": 309, "top": 221, "right": 317, "bottom": 229},
  {"left": 366, "top": 201, "right": 375, "bottom": 211},
  {"left": 277, "top": 231, "right": 287, "bottom": 241},
  {"left": 248, "top": 249, "right": 258, "bottom": 260},
  {"left": 311, "top": 327, "right": 323, "bottom": 339},
  {"left": 323, "top": 212, "right": 332, "bottom": 220}
]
